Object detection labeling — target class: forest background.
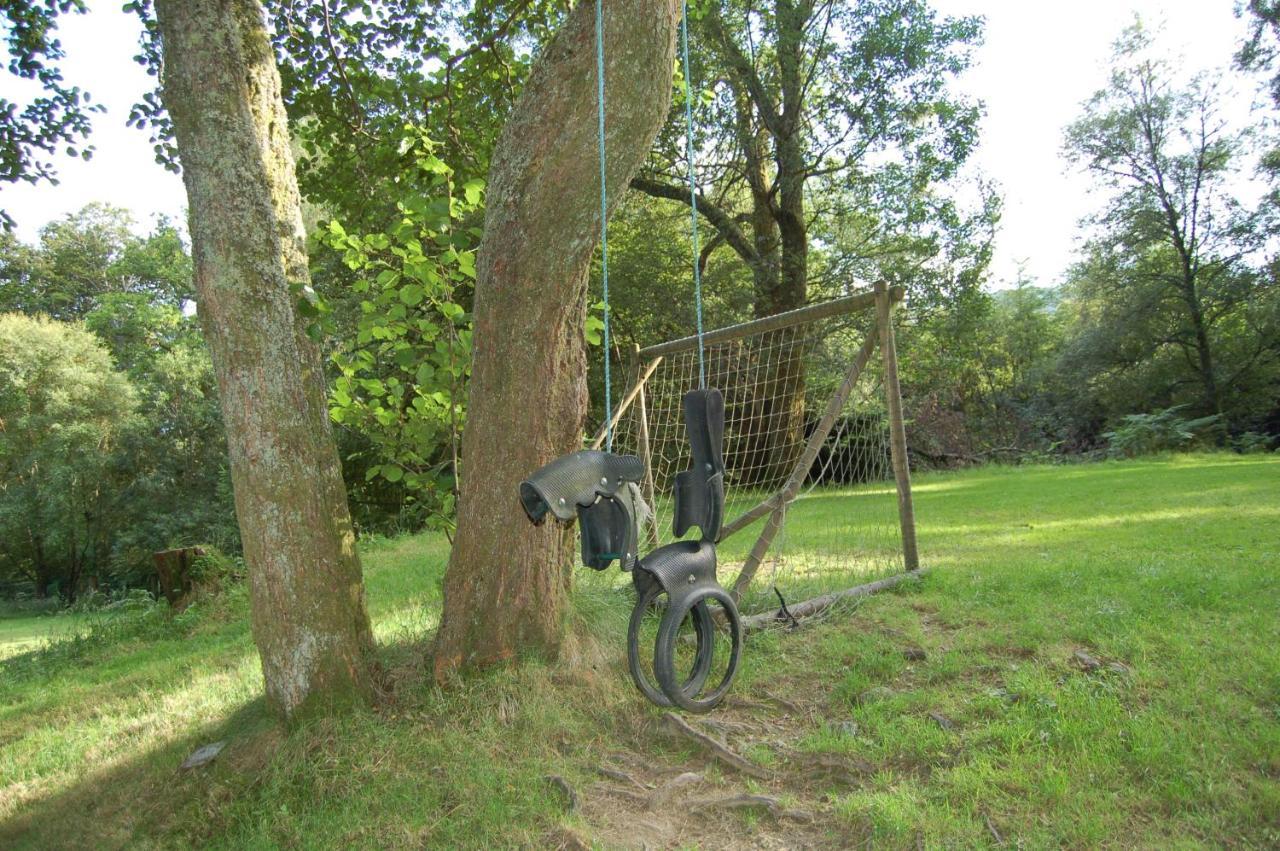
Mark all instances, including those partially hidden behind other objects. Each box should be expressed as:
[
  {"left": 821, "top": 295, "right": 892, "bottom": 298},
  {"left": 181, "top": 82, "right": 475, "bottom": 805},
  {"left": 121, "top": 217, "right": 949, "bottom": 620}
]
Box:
[{"left": 1, "top": 0, "right": 1277, "bottom": 604}]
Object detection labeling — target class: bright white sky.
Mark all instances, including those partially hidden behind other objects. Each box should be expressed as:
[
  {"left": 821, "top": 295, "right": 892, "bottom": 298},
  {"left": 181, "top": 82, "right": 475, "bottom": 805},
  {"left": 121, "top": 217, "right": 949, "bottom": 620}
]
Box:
[
  {"left": 0, "top": 0, "right": 1264, "bottom": 289},
  {"left": 1, "top": 2, "right": 187, "bottom": 241},
  {"left": 931, "top": 0, "right": 1261, "bottom": 286}
]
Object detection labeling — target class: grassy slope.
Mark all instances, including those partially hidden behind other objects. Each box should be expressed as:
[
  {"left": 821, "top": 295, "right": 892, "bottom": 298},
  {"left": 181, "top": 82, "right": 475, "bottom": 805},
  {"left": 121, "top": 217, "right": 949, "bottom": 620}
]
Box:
[{"left": 0, "top": 454, "right": 1277, "bottom": 848}]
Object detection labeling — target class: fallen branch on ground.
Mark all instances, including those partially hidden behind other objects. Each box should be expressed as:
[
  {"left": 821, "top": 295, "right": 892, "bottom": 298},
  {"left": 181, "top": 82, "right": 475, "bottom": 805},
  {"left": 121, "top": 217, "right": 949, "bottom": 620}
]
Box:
[{"left": 741, "top": 571, "right": 927, "bottom": 634}]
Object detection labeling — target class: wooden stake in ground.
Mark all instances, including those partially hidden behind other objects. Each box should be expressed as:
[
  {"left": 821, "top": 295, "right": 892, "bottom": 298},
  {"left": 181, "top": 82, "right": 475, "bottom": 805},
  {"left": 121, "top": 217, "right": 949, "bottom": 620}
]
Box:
[
  {"left": 155, "top": 0, "right": 375, "bottom": 719},
  {"left": 433, "top": 4, "right": 683, "bottom": 679},
  {"left": 876, "top": 280, "right": 920, "bottom": 571}
]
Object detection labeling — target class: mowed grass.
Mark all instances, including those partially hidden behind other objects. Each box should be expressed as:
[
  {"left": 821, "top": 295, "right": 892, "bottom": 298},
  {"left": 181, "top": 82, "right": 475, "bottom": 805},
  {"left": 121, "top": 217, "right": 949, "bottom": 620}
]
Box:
[
  {"left": 0, "top": 615, "right": 71, "bottom": 662},
  {"left": 1, "top": 453, "right": 1277, "bottom": 848}
]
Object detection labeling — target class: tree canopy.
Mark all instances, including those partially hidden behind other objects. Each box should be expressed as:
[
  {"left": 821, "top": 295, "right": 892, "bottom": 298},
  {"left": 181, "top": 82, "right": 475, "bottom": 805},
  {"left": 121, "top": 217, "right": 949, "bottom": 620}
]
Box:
[{"left": 1063, "top": 23, "right": 1277, "bottom": 433}]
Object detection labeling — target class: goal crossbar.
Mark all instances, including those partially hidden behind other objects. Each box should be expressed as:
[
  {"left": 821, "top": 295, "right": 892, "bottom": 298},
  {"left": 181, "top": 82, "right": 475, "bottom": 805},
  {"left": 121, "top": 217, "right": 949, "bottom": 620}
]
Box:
[{"left": 636, "top": 286, "right": 902, "bottom": 359}]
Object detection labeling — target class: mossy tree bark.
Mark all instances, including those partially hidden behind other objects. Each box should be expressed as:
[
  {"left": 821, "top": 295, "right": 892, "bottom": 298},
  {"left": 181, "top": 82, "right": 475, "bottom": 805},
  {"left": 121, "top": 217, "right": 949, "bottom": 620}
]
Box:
[
  {"left": 155, "top": 0, "right": 375, "bottom": 719},
  {"left": 433, "top": 1, "right": 682, "bottom": 680}
]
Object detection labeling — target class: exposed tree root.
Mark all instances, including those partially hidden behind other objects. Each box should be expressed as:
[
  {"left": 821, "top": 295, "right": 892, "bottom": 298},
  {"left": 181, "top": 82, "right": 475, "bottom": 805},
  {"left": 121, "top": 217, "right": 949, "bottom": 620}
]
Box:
[
  {"left": 645, "top": 771, "right": 703, "bottom": 810},
  {"left": 690, "top": 793, "right": 815, "bottom": 823},
  {"left": 661, "top": 712, "right": 771, "bottom": 780}
]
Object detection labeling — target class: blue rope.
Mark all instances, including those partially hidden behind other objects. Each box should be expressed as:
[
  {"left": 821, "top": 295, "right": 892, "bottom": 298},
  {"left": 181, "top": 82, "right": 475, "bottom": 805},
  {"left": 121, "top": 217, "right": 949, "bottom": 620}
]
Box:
[
  {"left": 595, "top": 2, "right": 706, "bottom": 431},
  {"left": 680, "top": 1, "right": 706, "bottom": 389},
  {"left": 595, "top": 0, "right": 613, "bottom": 449}
]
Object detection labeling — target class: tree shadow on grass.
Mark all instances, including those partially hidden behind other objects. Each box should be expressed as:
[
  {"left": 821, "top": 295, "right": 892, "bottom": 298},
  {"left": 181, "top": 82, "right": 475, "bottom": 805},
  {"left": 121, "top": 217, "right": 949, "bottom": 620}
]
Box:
[
  {"left": 4, "top": 456, "right": 1275, "bottom": 847},
  {"left": 0, "top": 694, "right": 277, "bottom": 849}
]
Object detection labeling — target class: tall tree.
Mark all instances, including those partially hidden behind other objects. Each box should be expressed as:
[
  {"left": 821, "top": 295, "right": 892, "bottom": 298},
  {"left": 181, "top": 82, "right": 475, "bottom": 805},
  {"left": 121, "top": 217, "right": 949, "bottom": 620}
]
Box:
[
  {"left": 0, "top": 313, "right": 136, "bottom": 599},
  {"left": 85, "top": 293, "right": 240, "bottom": 579},
  {"left": 433, "top": 1, "right": 682, "bottom": 679},
  {"left": 633, "top": 0, "right": 983, "bottom": 314},
  {"left": 126, "top": 2, "right": 566, "bottom": 537},
  {"left": 1064, "top": 23, "right": 1267, "bottom": 429},
  {"left": 154, "top": 0, "right": 375, "bottom": 719},
  {"left": 0, "top": 204, "right": 188, "bottom": 319}
]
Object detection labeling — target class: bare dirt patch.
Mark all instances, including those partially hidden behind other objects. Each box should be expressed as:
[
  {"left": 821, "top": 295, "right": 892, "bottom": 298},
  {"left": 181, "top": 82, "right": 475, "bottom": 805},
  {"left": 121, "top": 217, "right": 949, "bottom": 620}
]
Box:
[{"left": 570, "top": 678, "right": 872, "bottom": 849}]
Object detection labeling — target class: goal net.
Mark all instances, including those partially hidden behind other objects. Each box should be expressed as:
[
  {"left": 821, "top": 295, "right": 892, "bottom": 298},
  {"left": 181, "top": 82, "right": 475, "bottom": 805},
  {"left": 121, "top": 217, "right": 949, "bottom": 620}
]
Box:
[{"left": 594, "top": 286, "right": 918, "bottom": 617}]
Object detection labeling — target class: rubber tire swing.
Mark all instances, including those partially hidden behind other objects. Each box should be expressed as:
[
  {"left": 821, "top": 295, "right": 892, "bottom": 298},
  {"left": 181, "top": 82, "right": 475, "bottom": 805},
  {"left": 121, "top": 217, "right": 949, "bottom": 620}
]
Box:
[
  {"left": 655, "top": 590, "right": 743, "bottom": 712},
  {"left": 626, "top": 581, "right": 713, "bottom": 706},
  {"left": 610, "top": 1, "right": 743, "bottom": 712}
]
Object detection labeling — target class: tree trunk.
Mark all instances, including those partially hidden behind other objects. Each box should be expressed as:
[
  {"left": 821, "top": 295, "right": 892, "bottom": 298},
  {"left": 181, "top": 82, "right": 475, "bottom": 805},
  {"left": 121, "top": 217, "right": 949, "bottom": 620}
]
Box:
[
  {"left": 750, "top": 0, "right": 809, "bottom": 486},
  {"left": 771, "top": 0, "right": 809, "bottom": 318},
  {"left": 433, "top": 2, "right": 682, "bottom": 680},
  {"left": 1183, "top": 276, "right": 1226, "bottom": 434},
  {"left": 63, "top": 522, "right": 81, "bottom": 604},
  {"left": 30, "top": 534, "right": 51, "bottom": 598},
  {"left": 155, "top": 0, "right": 375, "bottom": 719},
  {"left": 733, "top": 89, "right": 781, "bottom": 307}
]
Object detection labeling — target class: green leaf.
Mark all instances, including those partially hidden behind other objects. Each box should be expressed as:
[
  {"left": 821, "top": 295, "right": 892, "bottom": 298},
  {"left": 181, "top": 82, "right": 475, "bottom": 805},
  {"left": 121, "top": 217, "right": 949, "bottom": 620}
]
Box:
[
  {"left": 456, "top": 251, "right": 476, "bottom": 280},
  {"left": 399, "top": 284, "right": 425, "bottom": 306}
]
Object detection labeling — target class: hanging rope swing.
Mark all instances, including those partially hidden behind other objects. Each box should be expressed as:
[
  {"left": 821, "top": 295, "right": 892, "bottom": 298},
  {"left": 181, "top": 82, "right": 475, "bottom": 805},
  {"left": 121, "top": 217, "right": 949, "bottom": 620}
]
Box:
[{"left": 516, "top": 1, "right": 742, "bottom": 713}]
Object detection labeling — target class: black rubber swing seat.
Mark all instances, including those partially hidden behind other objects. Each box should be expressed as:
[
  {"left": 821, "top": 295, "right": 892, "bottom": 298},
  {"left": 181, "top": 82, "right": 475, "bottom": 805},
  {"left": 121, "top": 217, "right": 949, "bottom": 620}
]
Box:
[
  {"left": 627, "top": 559, "right": 716, "bottom": 708},
  {"left": 671, "top": 388, "right": 726, "bottom": 542},
  {"left": 519, "top": 449, "right": 645, "bottom": 570},
  {"left": 628, "top": 538, "right": 742, "bottom": 712},
  {"left": 516, "top": 390, "right": 742, "bottom": 712},
  {"left": 627, "top": 388, "right": 743, "bottom": 712}
]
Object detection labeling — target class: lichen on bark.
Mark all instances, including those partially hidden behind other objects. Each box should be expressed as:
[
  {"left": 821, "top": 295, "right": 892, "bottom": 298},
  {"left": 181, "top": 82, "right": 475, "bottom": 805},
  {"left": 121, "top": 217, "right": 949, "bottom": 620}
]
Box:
[{"left": 154, "top": 0, "right": 375, "bottom": 720}]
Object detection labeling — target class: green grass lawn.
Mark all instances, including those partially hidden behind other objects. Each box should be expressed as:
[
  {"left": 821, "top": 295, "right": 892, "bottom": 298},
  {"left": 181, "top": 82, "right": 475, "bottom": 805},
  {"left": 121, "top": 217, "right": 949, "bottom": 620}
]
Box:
[
  {"left": 1, "top": 454, "right": 1277, "bottom": 848},
  {"left": 0, "top": 611, "right": 85, "bottom": 662}
]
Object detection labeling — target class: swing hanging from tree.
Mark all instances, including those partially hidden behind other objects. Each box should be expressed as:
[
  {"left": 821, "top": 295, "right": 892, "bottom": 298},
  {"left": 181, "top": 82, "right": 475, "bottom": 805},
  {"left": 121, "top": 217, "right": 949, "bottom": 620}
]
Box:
[{"left": 518, "top": 1, "right": 920, "bottom": 713}]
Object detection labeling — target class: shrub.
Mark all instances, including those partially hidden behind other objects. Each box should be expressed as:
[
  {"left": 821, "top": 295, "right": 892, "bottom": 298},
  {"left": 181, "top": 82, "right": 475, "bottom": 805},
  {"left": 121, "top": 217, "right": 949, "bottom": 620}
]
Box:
[
  {"left": 189, "top": 546, "right": 245, "bottom": 587},
  {"left": 1102, "top": 406, "right": 1221, "bottom": 458},
  {"left": 1232, "top": 431, "right": 1276, "bottom": 454}
]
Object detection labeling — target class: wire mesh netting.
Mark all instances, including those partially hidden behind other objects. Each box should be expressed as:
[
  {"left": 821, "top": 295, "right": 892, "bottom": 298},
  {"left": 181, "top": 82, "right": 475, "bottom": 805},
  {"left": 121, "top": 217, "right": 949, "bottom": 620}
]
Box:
[{"left": 603, "top": 301, "right": 907, "bottom": 615}]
